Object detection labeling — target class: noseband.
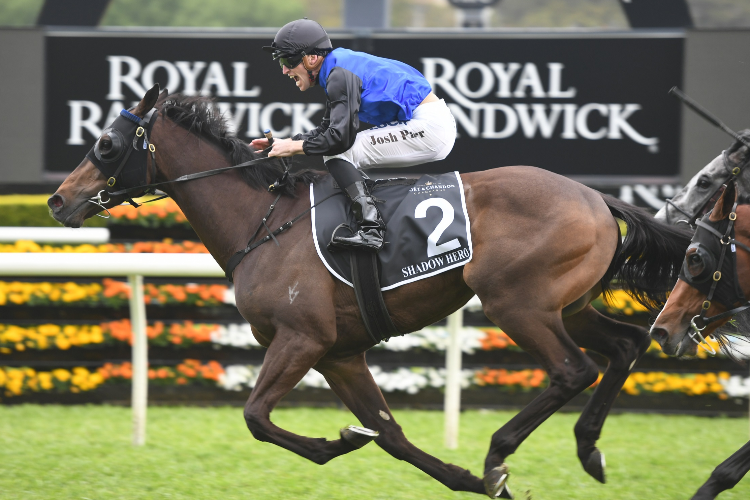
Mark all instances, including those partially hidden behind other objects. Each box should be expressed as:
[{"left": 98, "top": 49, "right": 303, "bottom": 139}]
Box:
[{"left": 679, "top": 202, "right": 750, "bottom": 354}]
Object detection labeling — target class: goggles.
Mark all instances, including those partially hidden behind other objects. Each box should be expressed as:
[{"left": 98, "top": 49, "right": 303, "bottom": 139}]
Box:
[{"left": 275, "top": 52, "right": 304, "bottom": 70}]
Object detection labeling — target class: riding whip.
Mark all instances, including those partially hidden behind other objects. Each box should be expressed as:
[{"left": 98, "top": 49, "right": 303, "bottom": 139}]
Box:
[{"left": 669, "top": 86, "right": 750, "bottom": 149}]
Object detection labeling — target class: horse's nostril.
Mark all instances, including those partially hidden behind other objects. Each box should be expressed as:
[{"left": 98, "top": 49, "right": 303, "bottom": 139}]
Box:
[
  {"left": 650, "top": 327, "right": 669, "bottom": 346},
  {"left": 48, "top": 194, "right": 65, "bottom": 210}
]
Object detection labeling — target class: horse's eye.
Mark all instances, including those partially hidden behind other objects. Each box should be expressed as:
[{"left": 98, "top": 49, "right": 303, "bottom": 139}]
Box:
[
  {"left": 689, "top": 253, "right": 702, "bottom": 266},
  {"left": 697, "top": 179, "right": 711, "bottom": 189},
  {"left": 99, "top": 137, "right": 113, "bottom": 154}
]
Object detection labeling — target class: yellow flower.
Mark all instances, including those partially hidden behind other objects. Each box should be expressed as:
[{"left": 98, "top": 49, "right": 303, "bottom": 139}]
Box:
[
  {"left": 6, "top": 380, "right": 22, "bottom": 395},
  {"left": 55, "top": 337, "right": 71, "bottom": 350},
  {"left": 38, "top": 324, "right": 60, "bottom": 336},
  {"left": 90, "top": 329, "right": 104, "bottom": 344},
  {"left": 38, "top": 372, "right": 53, "bottom": 390},
  {"left": 52, "top": 369, "right": 71, "bottom": 382},
  {"left": 89, "top": 373, "right": 104, "bottom": 387}
]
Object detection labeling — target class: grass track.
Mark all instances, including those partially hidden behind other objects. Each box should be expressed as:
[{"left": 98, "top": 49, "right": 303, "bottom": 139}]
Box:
[{"left": 0, "top": 405, "right": 748, "bottom": 499}]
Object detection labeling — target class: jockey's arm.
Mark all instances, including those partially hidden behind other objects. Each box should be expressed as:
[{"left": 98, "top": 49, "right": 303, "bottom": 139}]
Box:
[{"left": 293, "top": 67, "right": 362, "bottom": 157}]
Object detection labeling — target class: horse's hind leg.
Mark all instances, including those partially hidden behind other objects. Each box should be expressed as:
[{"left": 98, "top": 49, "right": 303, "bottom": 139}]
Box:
[
  {"left": 691, "top": 440, "right": 750, "bottom": 500},
  {"left": 563, "top": 305, "right": 651, "bottom": 483},
  {"left": 316, "top": 354, "right": 486, "bottom": 495},
  {"left": 242, "top": 327, "right": 357, "bottom": 464},
  {"left": 479, "top": 309, "right": 600, "bottom": 493}
]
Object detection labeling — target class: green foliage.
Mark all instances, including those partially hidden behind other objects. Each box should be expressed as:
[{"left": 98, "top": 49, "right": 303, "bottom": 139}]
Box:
[
  {"left": 100, "top": 0, "right": 305, "bottom": 28},
  {"left": 689, "top": 0, "right": 750, "bottom": 28},
  {"left": 0, "top": 406, "right": 748, "bottom": 499},
  {"left": 490, "top": 0, "right": 628, "bottom": 28},
  {"left": 0, "top": 0, "right": 44, "bottom": 26}
]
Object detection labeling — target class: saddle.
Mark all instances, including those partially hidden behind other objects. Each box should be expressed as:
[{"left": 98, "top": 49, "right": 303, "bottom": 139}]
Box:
[{"left": 310, "top": 172, "right": 473, "bottom": 342}]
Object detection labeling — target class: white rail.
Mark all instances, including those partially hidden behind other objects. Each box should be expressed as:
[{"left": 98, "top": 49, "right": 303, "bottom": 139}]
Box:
[
  {"left": 0, "top": 227, "right": 110, "bottom": 244},
  {"left": 0, "top": 251, "right": 467, "bottom": 448},
  {"left": 0, "top": 252, "right": 223, "bottom": 446},
  {"left": 0, "top": 253, "right": 223, "bottom": 277}
]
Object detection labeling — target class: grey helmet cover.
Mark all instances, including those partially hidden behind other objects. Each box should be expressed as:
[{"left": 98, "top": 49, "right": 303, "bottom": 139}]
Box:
[{"left": 262, "top": 18, "right": 332, "bottom": 57}]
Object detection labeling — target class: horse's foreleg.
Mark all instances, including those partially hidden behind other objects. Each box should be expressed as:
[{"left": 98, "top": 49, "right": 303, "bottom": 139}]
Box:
[
  {"left": 243, "top": 329, "right": 357, "bottom": 465},
  {"left": 316, "top": 354, "right": 486, "bottom": 495},
  {"left": 563, "top": 305, "right": 651, "bottom": 483},
  {"left": 691, "top": 440, "right": 750, "bottom": 500}
]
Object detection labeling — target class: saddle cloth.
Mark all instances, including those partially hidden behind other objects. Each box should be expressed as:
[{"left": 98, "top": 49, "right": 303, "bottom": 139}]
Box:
[{"left": 310, "top": 171, "right": 473, "bottom": 290}]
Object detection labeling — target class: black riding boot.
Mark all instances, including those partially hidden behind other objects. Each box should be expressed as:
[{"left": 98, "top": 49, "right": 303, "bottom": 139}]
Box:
[{"left": 326, "top": 159, "right": 386, "bottom": 253}]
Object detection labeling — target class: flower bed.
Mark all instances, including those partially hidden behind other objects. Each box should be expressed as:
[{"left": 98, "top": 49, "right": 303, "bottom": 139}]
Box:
[
  {"left": 0, "top": 360, "right": 733, "bottom": 401},
  {"left": 108, "top": 198, "right": 190, "bottom": 228},
  {"left": 0, "top": 280, "right": 229, "bottom": 308},
  {"left": 0, "top": 320, "right": 695, "bottom": 361},
  {"left": 0, "top": 240, "right": 208, "bottom": 254},
  {"left": 0, "top": 319, "right": 731, "bottom": 368}
]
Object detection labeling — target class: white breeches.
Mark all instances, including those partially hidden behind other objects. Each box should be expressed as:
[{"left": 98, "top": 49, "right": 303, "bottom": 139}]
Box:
[{"left": 324, "top": 99, "right": 457, "bottom": 170}]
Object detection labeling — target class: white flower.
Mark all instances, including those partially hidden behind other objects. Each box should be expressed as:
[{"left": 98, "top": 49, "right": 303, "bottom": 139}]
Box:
[
  {"left": 210, "top": 323, "right": 261, "bottom": 348},
  {"left": 720, "top": 375, "right": 750, "bottom": 397}
]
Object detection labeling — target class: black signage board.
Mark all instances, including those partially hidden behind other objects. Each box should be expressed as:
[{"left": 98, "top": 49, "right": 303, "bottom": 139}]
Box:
[{"left": 45, "top": 31, "right": 683, "bottom": 181}]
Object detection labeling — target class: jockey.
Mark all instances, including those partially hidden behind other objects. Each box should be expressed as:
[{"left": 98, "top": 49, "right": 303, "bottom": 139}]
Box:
[{"left": 253, "top": 18, "right": 457, "bottom": 253}]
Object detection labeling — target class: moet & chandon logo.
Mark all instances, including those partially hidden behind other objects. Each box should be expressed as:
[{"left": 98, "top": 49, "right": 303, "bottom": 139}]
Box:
[{"left": 421, "top": 58, "right": 659, "bottom": 152}]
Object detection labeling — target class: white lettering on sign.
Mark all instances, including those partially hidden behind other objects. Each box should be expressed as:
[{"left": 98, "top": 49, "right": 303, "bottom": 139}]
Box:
[
  {"left": 67, "top": 100, "right": 102, "bottom": 145},
  {"left": 420, "top": 57, "right": 657, "bottom": 150},
  {"left": 68, "top": 55, "right": 316, "bottom": 143}
]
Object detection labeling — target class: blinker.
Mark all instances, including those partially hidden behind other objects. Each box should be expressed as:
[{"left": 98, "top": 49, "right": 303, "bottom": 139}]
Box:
[{"left": 85, "top": 108, "right": 157, "bottom": 192}]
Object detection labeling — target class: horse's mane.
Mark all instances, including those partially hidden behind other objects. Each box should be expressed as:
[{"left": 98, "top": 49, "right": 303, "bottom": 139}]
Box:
[{"left": 160, "top": 94, "right": 320, "bottom": 197}]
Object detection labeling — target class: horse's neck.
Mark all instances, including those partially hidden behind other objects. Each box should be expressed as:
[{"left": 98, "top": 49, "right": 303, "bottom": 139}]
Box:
[{"left": 154, "top": 129, "right": 288, "bottom": 269}]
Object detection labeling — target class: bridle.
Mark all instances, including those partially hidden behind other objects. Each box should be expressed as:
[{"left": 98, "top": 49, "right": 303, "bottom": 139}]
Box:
[
  {"left": 85, "top": 108, "right": 160, "bottom": 215},
  {"left": 83, "top": 105, "right": 340, "bottom": 282},
  {"left": 85, "top": 107, "right": 288, "bottom": 213},
  {"left": 679, "top": 199, "right": 750, "bottom": 354}
]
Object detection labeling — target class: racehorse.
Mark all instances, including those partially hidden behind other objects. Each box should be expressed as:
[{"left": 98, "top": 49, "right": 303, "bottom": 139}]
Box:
[
  {"left": 656, "top": 130, "right": 750, "bottom": 226},
  {"left": 48, "top": 85, "right": 692, "bottom": 498},
  {"left": 651, "top": 180, "right": 750, "bottom": 499}
]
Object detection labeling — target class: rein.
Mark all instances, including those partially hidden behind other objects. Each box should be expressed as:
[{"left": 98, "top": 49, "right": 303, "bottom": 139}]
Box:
[{"left": 88, "top": 106, "right": 338, "bottom": 282}]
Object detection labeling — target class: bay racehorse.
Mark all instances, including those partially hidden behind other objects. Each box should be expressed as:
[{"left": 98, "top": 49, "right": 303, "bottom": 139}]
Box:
[
  {"left": 651, "top": 180, "right": 750, "bottom": 499},
  {"left": 49, "top": 85, "right": 692, "bottom": 498}
]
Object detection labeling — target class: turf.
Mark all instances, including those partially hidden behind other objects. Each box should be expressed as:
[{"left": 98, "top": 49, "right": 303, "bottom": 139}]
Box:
[{"left": 0, "top": 405, "right": 748, "bottom": 499}]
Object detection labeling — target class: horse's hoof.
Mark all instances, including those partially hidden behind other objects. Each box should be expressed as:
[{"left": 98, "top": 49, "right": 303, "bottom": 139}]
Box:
[
  {"left": 583, "top": 448, "right": 606, "bottom": 484},
  {"left": 483, "top": 464, "right": 510, "bottom": 498},
  {"left": 498, "top": 482, "right": 514, "bottom": 499},
  {"left": 340, "top": 425, "right": 379, "bottom": 449}
]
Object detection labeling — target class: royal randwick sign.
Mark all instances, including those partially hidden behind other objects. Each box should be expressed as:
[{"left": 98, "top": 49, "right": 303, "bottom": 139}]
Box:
[{"left": 45, "top": 32, "right": 683, "bottom": 178}]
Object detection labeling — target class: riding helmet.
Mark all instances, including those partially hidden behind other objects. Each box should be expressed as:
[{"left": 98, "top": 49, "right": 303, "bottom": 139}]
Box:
[{"left": 262, "top": 18, "right": 332, "bottom": 58}]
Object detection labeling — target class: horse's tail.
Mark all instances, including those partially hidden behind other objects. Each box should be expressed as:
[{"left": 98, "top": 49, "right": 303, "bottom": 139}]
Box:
[{"left": 600, "top": 194, "right": 693, "bottom": 311}]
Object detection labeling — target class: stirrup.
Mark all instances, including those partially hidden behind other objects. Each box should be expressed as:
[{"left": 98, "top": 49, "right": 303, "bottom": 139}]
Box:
[{"left": 328, "top": 226, "right": 384, "bottom": 253}]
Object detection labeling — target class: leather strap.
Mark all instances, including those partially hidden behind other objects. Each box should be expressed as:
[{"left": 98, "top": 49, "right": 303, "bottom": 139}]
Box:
[{"left": 350, "top": 252, "right": 401, "bottom": 343}]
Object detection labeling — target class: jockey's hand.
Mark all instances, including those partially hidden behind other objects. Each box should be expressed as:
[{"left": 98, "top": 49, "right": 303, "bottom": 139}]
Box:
[
  {"left": 268, "top": 138, "right": 304, "bottom": 158},
  {"left": 249, "top": 138, "right": 269, "bottom": 150}
]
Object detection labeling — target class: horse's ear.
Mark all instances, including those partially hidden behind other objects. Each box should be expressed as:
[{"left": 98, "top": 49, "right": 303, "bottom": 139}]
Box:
[
  {"left": 155, "top": 88, "right": 169, "bottom": 108},
  {"left": 710, "top": 181, "right": 738, "bottom": 222},
  {"left": 133, "top": 84, "right": 161, "bottom": 117}
]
